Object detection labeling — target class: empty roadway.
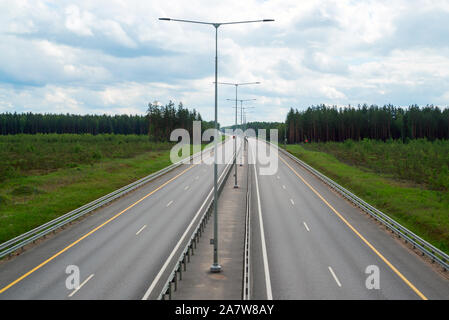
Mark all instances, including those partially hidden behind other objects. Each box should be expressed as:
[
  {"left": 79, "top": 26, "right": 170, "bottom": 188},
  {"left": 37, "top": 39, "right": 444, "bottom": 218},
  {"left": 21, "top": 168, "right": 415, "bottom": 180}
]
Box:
[
  {"left": 248, "top": 138, "right": 449, "bottom": 300},
  {"left": 0, "top": 138, "right": 239, "bottom": 299}
]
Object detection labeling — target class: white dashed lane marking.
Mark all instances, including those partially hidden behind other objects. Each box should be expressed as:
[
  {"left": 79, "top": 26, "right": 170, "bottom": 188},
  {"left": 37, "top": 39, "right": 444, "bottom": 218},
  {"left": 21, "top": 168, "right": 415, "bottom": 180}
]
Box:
[
  {"left": 328, "top": 267, "right": 342, "bottom": 287},
  {"left": 136, "top": 225, "right": 147, "bottom": 235},
  {"left": 303, "top": 222, "right": 310, "bottom": 232}
]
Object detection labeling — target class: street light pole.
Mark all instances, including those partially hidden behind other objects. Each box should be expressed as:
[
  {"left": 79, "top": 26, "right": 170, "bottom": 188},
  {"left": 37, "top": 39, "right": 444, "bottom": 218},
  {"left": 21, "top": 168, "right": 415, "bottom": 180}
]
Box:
[
  {"left": 220, "top": 82, "right": 259, "bottom": 187},
  {"left": 284, "top": 122, "right": 287, "bottom": 149},
  {"left": 212, "top": 24, "right": 220, "bottom": 273},
  {"left": 226, "top": 98, "right": 256, "bottom": 166},
  {"left": 239, "top": 101, "right": 255, "bottom": 166},
  {"left": 159, "top": 17, "right": 274, "bottom": 273},
  {"left": 234, "top": 84, "right": 237, "bottom": 188}
]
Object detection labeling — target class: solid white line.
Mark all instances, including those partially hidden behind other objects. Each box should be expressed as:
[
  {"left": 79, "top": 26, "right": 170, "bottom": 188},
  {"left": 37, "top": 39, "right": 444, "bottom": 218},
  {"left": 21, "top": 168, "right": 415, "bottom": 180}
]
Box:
[
  {"left": 277, "top": 175, "right": 280, "bottom": 179},
  {"left": 328, "top": 266, "right": 342, "bottom": 287},
  {"left": 184, "top": 185, "right": 190, "bottom": 190},
  {"left": 251, "top": 142, "right": 273, "bottom": 300},
  {"left": 290, "top": 199, "right": 294, "bottom": 205},
  {"left": 166, "top": 200, "right": 173, "bottom": 207},
  {"left": 282, "top": 185, "right": 286, "bottom": 190},
  {"left": 68, "top": 274, "right": 94, "bottom": 298},
  {"left": 141, "top": 155, "right": 233, "bottom": 300},
  {"left": 136, "top": 225, "right": 147, "bottom": 235},
  {"left": 303, "top": 222, "right": 310, "bottom": 232},
  {"left": 195, "top": 176, "right": 199, "bottom": 180}
]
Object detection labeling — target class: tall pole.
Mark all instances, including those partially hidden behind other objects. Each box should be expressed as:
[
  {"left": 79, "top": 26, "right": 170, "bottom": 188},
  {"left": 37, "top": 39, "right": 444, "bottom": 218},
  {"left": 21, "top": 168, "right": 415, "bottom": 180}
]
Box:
[
  {"left": 244, "top": 111, "right": 247, "bottom": 150},
  {"left": 284, "top": 122, "right": 287, "bottom": 149},
  {"left": 211, "top": 24, "right": 221, "bottom": 273},
  {"left": 241, "top": 101, "right": 243, "bottom": 127},
  {"left": 222, "top": 82, "right": 259, "bottom": 183},
  {"left": 158, "top": 17, "right": 274, "bottom": 274},
  {"left": 240, "top": 100, "right": 243, "bottom": 166},
  {"left": 226, "top": 99, "right": 255, "bottom": 161},
  {"left": 233, "top": 85, "right": 238, "bottom": 188}
]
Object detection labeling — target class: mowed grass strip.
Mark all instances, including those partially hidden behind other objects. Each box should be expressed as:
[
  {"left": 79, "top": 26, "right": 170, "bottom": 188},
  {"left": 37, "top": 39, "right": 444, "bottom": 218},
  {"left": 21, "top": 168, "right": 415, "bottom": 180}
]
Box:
[{"left": 285, "top": 143, "right": 449, "bottom": 255}]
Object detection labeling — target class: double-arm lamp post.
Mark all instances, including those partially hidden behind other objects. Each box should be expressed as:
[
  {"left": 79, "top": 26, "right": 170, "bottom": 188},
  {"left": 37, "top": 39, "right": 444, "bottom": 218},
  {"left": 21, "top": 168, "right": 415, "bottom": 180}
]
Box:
[
  {"left": 220, "top": 82, "right": 259, "bottom": 187},
  {"left": 226, "top": 98, "right": 256, "bottom": 167},
  {"left": 158, "top": 17, "right": 274, "bottom": 273}
]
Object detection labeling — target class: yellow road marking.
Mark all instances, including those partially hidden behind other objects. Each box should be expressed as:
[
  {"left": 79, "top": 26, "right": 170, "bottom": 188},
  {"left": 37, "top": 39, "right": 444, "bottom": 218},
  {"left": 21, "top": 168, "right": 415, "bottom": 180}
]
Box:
[
  {"left": 279, "top": 156, "right": 428, "bottom": 300},
  {"left": 0, "top": 164, "right": 196, "bottom": 295}
]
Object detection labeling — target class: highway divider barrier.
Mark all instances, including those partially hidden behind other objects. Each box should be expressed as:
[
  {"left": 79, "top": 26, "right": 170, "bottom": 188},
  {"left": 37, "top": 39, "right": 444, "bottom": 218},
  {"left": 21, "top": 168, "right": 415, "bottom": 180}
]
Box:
[{"left": 157, "top": 144, "right": 241, "bottom": 300}]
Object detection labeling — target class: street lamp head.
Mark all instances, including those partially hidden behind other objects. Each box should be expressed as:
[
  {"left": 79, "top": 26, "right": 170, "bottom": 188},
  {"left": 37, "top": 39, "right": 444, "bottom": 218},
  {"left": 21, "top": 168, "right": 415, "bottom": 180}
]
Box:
[
  {"left": 159, "top": 18, "right": 171, "bottom": 21},
  {"left": 263, "top": 19, "right": 275, "bottom": 22}
]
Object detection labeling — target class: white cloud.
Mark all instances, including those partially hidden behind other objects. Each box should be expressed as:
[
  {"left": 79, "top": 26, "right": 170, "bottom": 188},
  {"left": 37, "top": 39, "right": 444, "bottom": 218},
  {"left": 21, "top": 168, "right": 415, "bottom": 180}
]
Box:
[
  {"left": 0, "top": 0, "right": 448, "bottom": 126},
  {"left": 65, "top": 5, "right": 94, "bottom": 37}
]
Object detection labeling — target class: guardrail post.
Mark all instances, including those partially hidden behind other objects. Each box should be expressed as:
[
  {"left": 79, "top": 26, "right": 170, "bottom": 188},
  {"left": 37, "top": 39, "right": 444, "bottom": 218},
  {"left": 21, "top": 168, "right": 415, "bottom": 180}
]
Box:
[{"left": 174, "top": 274, "right": 178, "bottom": 291}]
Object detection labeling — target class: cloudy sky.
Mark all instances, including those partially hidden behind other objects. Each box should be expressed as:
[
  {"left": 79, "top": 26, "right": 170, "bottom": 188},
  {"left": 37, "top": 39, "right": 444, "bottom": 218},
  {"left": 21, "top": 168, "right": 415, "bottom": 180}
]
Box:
[{"left": 1, "top": 0, "right": 448, "bottom": 126}]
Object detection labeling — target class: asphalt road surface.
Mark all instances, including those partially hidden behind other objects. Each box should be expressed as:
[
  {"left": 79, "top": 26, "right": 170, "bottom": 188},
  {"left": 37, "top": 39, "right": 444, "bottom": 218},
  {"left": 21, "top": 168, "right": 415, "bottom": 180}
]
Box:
[
  {"left": 248, "top": 138, "right": 449, "bottom": 300},
  {"left": 0, "top": 138, "right": 239, "bottom": 299},
  {"left": 2, "top": 135, "right": 448, "bottom": 300}
]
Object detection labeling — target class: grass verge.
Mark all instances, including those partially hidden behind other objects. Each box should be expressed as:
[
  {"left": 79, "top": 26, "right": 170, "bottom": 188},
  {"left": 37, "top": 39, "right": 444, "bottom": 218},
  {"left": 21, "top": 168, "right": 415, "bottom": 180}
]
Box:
[
  {"left": 285, "top": 144, "right": 449, "bottom": 254},
  {"left": 0, "top": 134, "right": 221, "bottom": 244}
]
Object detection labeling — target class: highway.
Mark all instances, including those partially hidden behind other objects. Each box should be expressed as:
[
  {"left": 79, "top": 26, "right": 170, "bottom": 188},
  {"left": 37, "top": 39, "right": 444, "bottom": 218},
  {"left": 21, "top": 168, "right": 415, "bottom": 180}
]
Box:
[
  {"left": 1, "top": 135, "right": 449, "bottom": 300},
  {"left": 0, "top": 138, "right": 239, "bottom": 299},
  {"left": 248, "top": 138, "right": 449, "bottom": 300}
]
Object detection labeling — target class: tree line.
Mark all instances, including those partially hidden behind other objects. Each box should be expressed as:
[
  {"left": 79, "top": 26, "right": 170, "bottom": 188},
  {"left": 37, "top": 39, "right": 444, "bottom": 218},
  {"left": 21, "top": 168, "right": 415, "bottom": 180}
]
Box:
[
  {"left": 286, "top": 104, "right": 449, "bottom": 143},
  {"left": 147, "top": 101, "right": 215, "bottom": 142},
  {"left": 0, "top": 113, "right": 149, "bottom": 135},
  {"left": 0, "top": 101, "right": 215, "bottom": 141}
]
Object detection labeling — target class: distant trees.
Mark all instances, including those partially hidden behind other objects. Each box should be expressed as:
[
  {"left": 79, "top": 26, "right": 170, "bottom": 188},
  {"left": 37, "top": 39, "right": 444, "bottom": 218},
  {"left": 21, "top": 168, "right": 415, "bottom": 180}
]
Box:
[
  {"left": 0, "top": 113, "right": 148, "bottom": 135},
  {"left": 286, "top": 104, "right": 449, "bottom": 143},
  {"left": 147, "top": 101, "right": 215, "bottom": 142},
  {"left": 4, "top": 103, "right": 447, "bottom": 143},
  {"left": 0, "top": 101, "right": 215, "bottom": 142}
]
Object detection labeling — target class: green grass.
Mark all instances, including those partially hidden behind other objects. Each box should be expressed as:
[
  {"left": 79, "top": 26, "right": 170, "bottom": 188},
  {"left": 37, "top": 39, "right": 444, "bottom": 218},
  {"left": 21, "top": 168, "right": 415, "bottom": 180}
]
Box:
[
  {"left": 285, "top": 142, "right": 449, "bottom": 254},
  {"left": 302, "top": 139, "right": 449, "bottom": 191},
  {"left": 0, "top": 134, "right": 172, "bottom": 180},
  {"left": 0, "top": 134, "right": 215, "bottom": 244}
]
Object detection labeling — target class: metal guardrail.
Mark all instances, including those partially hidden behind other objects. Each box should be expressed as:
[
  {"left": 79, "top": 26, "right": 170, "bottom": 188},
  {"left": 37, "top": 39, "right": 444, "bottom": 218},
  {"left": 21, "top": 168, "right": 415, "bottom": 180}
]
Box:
[
  {"left": 271, "top": 142, "right": 449, "bottom": 271},
  {"left": 158, "top": 145, "right": 240, "bottom": 300},
  {"left": 0, "top": 140, "right": 226, "bottom": 259}
]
